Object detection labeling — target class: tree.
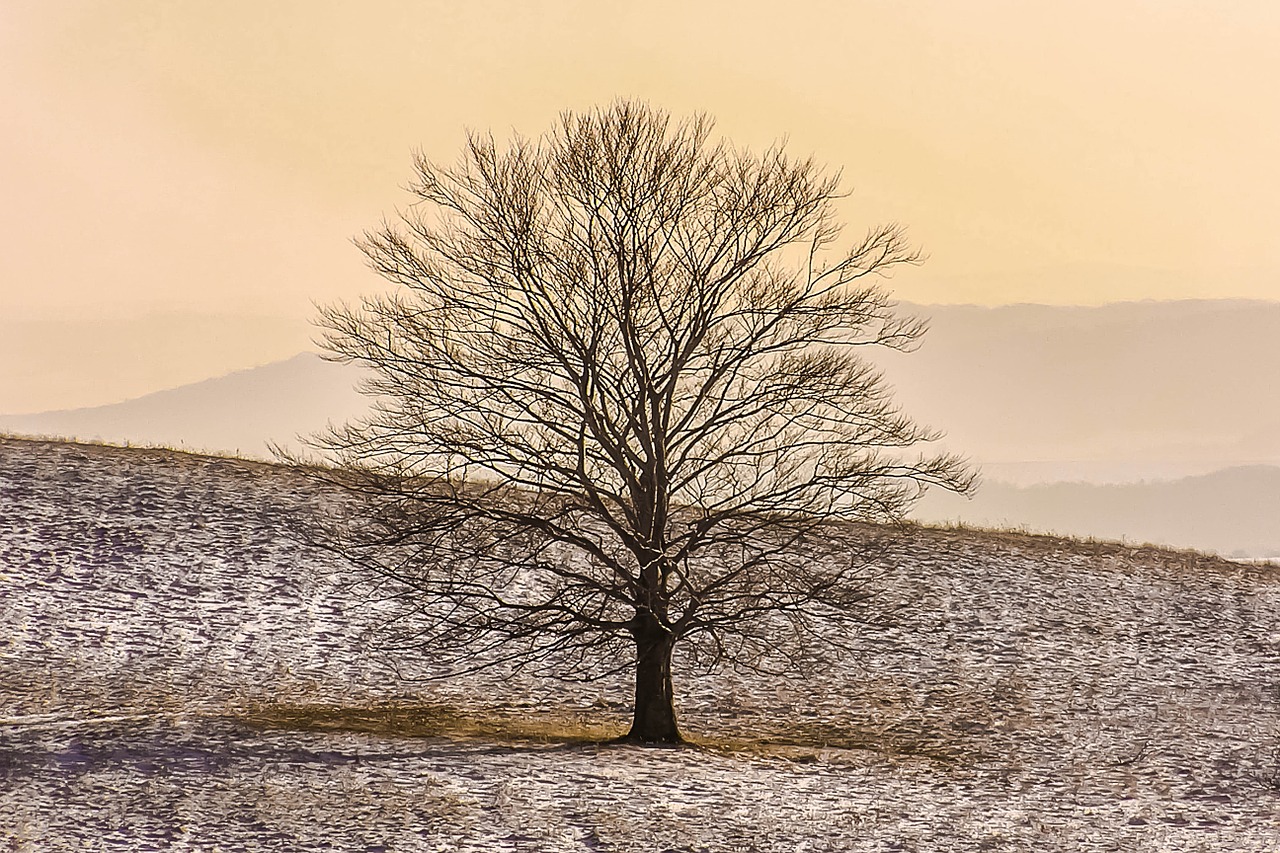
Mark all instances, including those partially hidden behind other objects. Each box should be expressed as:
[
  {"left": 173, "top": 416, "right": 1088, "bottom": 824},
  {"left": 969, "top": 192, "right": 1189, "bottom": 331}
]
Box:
[{"left": 304, "top": 102, "right": 973, "bottom": 744}]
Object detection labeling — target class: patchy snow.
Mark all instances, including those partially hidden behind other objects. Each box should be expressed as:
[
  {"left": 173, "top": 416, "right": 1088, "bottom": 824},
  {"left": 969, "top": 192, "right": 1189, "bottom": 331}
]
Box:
[{"left": 2, "top": 437, "right": 1279, "bottom": 850}]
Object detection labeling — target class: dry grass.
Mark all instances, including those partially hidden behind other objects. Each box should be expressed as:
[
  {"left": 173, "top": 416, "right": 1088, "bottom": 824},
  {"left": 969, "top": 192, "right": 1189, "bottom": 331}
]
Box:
[
  {"left": 0, "top": 433, "right": 270, "bottom": 471},
  {"left": 228, "top": 700, "right": 971, "bottom": 767},
  {"left": 904, "top": 517, "right": 1275, "bottom": 579},
  {"left": 232, "top": 700, "right": 625, "bottom": 745}
]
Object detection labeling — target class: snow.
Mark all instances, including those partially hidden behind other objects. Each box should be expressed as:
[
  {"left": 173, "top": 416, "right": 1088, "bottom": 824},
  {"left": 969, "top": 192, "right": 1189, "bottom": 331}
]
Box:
[{"left": 2, "top": 436, "right": 1279, "bottom": 850}]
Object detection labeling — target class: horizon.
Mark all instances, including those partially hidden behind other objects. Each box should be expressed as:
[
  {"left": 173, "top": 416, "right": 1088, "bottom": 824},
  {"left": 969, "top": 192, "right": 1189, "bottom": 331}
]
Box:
[
  {"left": 3, "top": 295, "right": 1278, "bottom": 415},
  {"left": 5, "top": 297, "right": 1278, "bottom": 495}
]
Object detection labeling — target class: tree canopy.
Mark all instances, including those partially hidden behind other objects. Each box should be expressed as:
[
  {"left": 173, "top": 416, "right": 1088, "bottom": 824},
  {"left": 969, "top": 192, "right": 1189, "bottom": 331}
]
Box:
[{"left": 304, "top": 102, "right": 973, "bottom": 743}]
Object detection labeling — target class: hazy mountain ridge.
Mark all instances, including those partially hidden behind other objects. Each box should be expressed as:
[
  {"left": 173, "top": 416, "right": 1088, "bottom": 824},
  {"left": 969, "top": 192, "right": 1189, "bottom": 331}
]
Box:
[
  {"left": 3, "top": 436, "right": 1278, "bottom": 848},
  {"left": 6, "top": 299, "right": 1276, "bottom": 478},
  {"left": 917, "top": 465, "right": 1280, "bottom": 559},
  {"left": 0, "top": 353, "right": 368, "bottom": 459},
  {"left": 884, "top": 299, "right": 1280, "bottom": 483},
  {"left": 0, "top": 312, "right": 312, "bottom": 414}
]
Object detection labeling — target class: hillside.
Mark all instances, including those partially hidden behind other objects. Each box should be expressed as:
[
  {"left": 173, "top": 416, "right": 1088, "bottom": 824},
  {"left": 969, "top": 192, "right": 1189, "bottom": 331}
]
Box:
[{"left": 2, "top": 437, "right": 1278, "bottom": 850}]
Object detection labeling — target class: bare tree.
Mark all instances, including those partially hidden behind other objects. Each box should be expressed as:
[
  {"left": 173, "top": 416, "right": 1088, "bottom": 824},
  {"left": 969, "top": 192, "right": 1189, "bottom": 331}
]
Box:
[{"left": 303, "top": 102, "right": 973, "bottom": 743}]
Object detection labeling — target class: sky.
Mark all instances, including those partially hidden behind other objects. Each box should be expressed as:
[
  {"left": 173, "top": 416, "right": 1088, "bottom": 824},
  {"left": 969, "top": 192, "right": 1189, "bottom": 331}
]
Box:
[{"left": 3, "top": 0, "right": 1279, "bottom": 411}]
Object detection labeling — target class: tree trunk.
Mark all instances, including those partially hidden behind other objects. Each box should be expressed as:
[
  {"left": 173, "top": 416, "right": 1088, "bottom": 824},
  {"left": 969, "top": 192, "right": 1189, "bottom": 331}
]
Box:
[{"left": 624, "top": 620, "right": 682, "bottom": 744}]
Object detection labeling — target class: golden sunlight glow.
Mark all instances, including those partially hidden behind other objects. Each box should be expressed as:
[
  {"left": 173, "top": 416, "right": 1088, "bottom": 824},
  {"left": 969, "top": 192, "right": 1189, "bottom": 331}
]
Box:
[{"left": 1, "top": 0, "right": 1277, "bottom": 409}]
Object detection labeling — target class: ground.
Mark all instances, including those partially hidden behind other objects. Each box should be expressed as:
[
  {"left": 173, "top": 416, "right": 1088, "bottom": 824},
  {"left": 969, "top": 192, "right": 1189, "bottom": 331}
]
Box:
[{"left": 2, "top": 436, "right": 1278, "bottom": 850}]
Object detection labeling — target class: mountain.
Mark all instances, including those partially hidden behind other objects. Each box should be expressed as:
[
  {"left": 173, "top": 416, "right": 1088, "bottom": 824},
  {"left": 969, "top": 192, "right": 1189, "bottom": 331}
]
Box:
[
  {"left": 0, "top": 311, "right": 312, "bottom": 414},
  {"left": 915, "top": 466, "right": 1280, "bottom": 559},
  {"left": 882, "top": 299, "right": 1280, "bottom": 484},
  {"left": 6, "top": 299, "right": 1278, "bottom": 477},
  {"left": 0, "top": 353, "right": 368, "bottom": 459}
]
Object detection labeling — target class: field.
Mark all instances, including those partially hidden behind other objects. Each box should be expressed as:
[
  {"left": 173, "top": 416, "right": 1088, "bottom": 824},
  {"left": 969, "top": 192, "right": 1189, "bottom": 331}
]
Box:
[{"left": 2, "top": 436, "right": 1279, "bottom": 850}]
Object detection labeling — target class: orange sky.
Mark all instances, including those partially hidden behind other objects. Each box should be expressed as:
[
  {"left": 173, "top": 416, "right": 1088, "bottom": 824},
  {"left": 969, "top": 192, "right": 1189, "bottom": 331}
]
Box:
[{"left": 2, "top": 0, "right": 1279, "bottom": 410}]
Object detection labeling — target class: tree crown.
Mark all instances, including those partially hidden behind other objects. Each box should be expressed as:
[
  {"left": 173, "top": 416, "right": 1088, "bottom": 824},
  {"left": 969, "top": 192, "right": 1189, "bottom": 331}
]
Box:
[{"left": 309, "top": 102, "right": 973, "bottom": 680}]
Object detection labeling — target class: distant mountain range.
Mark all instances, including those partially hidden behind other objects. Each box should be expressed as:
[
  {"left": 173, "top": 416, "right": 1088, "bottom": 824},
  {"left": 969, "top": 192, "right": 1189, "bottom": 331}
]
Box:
[
  {"left": 0, "top": 353, "right": 368, "bottom": 460},
  {"left": 884, "top": 299, "right": 1280, "bottom": 484},
  {"left": 915, "top": 465, "right": 1280, "bottom": 559},
  {"left": 3, "top": 299, "right": 1278, "bottom": 557},
  {"left": 0, "top": 311, "right": 311, "bottom": 414}
]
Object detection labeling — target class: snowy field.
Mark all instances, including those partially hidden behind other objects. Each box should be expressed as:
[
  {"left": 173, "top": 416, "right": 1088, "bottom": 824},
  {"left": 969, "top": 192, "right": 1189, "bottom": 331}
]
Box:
[{"left": 2, "top": 436, "right": 1279, "bottom": 850}]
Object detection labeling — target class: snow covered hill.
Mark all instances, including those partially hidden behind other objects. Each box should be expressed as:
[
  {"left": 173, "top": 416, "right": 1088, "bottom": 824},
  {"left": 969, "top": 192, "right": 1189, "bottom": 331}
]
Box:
[{"left": 2, "top": 437, "right": 1279, "bottom": 850}]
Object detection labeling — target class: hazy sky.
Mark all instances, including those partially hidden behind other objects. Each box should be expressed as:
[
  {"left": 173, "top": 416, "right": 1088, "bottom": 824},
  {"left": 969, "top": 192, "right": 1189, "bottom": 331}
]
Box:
[{"left": 3, "top": 1, "right": 1279, "bottom": 410}]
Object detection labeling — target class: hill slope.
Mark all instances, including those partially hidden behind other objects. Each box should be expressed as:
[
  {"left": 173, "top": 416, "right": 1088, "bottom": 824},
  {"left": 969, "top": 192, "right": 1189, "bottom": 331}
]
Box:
[{"left": 2, "top": 437, "right": 1278, "bottom": 849}]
